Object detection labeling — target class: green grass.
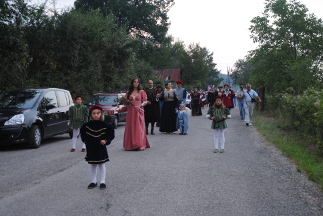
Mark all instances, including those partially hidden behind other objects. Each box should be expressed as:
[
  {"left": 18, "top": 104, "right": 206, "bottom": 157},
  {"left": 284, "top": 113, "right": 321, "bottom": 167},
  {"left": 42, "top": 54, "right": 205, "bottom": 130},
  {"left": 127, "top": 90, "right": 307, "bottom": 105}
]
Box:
[{"left": 253, "top": 111, "right": 323, "bottom": 189}]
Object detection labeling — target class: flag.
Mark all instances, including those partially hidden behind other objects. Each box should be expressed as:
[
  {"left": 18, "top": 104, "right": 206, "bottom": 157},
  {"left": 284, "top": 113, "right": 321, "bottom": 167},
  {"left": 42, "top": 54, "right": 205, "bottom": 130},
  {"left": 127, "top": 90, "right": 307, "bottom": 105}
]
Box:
[{"left": 227, "top": 66, "right": 231, "bottom": 86}]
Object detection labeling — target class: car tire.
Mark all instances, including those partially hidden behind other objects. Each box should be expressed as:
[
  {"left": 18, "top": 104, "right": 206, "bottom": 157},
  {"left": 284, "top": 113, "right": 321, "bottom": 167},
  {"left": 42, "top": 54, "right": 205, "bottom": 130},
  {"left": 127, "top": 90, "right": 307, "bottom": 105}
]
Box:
[
  {"left": 112, "top": 117, "right": 118, "bottom": 129},
  {"left": 28, "top": 125, "right": 42, "bottom": 148}
]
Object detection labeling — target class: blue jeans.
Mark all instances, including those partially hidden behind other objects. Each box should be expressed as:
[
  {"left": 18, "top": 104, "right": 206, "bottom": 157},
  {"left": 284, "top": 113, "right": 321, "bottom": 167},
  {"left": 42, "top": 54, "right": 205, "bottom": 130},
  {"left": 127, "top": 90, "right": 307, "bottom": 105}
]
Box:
[{"left": 238, "top": 99, "right": 245, "bottom": 119}]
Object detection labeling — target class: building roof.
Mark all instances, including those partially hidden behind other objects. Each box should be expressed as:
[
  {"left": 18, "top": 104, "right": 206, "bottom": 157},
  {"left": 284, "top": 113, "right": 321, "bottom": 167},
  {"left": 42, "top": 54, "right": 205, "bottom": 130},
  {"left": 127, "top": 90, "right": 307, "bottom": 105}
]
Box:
[{"left": 153, "top": 69, "right": 181, "bottom": 82}]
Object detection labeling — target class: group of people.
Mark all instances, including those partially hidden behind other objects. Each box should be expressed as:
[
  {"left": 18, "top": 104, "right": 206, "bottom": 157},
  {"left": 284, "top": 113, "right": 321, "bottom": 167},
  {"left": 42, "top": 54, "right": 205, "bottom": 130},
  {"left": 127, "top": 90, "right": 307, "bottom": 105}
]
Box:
[{"left": 68, "top": 78, "right": 261, "bottom": 189}]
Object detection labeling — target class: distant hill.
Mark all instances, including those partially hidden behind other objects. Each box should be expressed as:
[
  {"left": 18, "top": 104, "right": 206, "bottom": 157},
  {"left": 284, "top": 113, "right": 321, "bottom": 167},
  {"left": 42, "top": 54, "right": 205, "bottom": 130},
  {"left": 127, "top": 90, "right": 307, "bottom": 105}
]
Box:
[{"left": 218, "top": 73, "right": 238, "bottom": 92}]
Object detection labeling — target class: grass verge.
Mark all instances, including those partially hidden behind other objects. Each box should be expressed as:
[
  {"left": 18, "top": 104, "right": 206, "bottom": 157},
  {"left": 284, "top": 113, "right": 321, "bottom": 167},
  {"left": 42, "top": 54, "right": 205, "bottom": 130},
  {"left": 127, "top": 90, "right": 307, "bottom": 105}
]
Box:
[{"left": 253, "top": 111, "right": 323, "bottom": 189}]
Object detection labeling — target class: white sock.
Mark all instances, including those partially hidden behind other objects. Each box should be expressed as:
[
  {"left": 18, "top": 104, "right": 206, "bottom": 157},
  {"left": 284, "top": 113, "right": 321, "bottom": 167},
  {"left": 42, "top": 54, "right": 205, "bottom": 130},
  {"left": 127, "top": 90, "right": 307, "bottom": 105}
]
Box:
[
  {"left": 98, "top": 163, "right": 106, "bottom": 184},
  {"left": 90, "top": 164, "right": 97, "bottom": 183},
  {"left": 71, "top": 129, "right": 78, "bottom": 149},
  {"left": 219, "top": 129, "right": 225, "bottom": 149},
  {"left": 213, "top": 129, "right": 219, "bottom": 149}
]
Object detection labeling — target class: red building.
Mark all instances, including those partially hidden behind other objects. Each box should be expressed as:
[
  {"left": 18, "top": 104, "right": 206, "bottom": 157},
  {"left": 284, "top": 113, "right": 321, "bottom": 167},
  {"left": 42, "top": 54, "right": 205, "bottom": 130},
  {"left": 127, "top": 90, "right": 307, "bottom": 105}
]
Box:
[{"left": 153, "top": 69, "right": 182, "bottom": 86}]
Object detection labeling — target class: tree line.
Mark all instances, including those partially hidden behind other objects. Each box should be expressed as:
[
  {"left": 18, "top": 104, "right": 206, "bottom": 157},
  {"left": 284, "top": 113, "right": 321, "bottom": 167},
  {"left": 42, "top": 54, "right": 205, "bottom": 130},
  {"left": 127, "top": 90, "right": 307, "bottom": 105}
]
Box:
[
  {"left": 230, "top": 0, "right": 323, "bottom": 155},
  {"left": 0, "top": 0, "right": 222, "bottom": 98}
]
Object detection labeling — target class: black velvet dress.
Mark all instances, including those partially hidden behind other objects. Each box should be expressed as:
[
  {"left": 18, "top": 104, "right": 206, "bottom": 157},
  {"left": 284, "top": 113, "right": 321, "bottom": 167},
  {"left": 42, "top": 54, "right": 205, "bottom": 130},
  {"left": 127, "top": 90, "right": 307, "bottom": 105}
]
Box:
[
  {"left": 159, "top": 90, "right": 178, "bottom": 133},
  {"left": 80, "top": 120, "right": 115, "bottom": 164}
]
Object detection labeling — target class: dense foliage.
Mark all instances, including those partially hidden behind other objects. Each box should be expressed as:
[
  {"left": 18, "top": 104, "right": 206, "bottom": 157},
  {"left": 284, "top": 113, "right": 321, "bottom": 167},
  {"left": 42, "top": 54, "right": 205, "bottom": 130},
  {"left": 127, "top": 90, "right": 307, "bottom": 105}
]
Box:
[
  {"left": 231, "top": 0, "right": 323, "bottom": 154},
  {"left": 0, "top": 0, "right": 221, "bottom": 99}
]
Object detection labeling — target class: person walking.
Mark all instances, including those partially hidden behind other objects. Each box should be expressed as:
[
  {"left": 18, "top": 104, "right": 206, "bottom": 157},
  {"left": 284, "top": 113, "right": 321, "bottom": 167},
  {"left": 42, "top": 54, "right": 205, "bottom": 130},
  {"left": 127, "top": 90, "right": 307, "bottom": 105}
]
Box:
[
  {"left": 144, "top": 80, "right": 159, "bottom": 135},
  {"left": 244, "top": 84, "right": 262, "bottom": 126},
  {"left": 159, "top": 81, "right": 178, "bottom": 134},
  {"left": 80, "top": 105, "right": 115, "bottom": 190},
  {"left": 190, "top": 88, "right": 202, "bottom": 116},
  {"left": 68, "top": 95, "right": 89, "bottom": 152},
  {"left": 207, "top": 85, "right": 218, "bottom": 107},
  {"left": 235, "top": 84, "right": 245, "bottom": 119},
  {"left": 155, "top": 85, "right": 164, "bottom": 127},
  {"left": 207, "top": 96, "right": 230, "bottom": 153},
  {"left": 222, "top": 84, "right": 235, "bottom": 109},
  {"left": 123, "top": 78, "right": 150, "bottom": 150},
  {"left": 175, "top": 80, "right": 187, "bottom": 108}
]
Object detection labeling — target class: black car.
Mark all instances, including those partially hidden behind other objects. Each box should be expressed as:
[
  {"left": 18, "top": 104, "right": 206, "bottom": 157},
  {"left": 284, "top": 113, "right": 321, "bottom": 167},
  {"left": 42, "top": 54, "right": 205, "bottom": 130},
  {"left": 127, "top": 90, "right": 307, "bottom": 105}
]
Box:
[{"left": 0, "top": 88, "right": 73, "bottom": 148}]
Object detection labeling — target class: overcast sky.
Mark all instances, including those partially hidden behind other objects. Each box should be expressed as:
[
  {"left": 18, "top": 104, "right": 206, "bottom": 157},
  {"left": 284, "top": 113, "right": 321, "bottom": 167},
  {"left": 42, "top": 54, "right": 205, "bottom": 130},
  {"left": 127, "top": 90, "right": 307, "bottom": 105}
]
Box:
[{"left": 33, "top": 0, "right": 323, "bottom": 74}]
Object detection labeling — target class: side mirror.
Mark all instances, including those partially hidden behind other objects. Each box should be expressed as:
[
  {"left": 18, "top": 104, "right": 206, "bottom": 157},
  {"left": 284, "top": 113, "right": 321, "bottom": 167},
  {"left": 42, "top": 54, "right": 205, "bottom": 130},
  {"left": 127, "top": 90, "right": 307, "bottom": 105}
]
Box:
[{"left": 46, "top": 103, "right": 56, "bottom": 110}]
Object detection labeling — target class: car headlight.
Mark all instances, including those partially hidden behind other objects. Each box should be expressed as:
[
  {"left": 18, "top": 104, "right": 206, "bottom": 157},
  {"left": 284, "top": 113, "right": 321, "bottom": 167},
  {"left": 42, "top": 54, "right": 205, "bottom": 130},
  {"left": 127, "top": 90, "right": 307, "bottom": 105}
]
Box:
[{"left": 4, "top": 114, "right": 25, "bottom": 125}]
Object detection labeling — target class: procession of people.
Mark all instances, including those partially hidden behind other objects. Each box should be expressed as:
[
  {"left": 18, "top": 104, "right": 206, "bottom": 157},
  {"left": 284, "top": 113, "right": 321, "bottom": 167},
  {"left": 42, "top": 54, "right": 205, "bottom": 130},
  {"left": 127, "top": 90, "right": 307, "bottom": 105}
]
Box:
[{"left": 75, "top": 77, "right": 263, "bottom": 189}]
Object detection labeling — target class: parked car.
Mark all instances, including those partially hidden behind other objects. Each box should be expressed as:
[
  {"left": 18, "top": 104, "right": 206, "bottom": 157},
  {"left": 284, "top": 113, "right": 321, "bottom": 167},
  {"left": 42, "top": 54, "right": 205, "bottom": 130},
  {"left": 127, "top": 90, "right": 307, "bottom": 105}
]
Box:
[
  {"left": 0, "top": 88, "right": 73, "bottom": 148},
  {"left": 88, "top": 93, "right": 127, "bottom": 129},
  {"left": 185, "top": 94, "right": 191, "bottom": 108}
]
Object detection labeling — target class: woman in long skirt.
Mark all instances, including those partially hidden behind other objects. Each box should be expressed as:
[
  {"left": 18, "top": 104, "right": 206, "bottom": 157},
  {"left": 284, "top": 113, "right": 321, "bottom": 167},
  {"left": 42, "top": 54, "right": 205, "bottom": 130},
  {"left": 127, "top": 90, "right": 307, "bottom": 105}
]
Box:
[
  {"left": 159, "top": 82, "right": 178, "bottom": 134},
  {"left": 123, "top": 78, "right": 150, "bottom": 151}
]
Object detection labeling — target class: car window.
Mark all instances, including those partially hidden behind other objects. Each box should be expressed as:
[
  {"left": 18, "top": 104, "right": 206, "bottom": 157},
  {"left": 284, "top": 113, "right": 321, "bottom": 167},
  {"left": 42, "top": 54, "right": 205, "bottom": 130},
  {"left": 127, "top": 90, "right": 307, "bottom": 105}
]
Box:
[
  {"left": 90, "top": 95, "right": 117, "bottom": 105},
  {"left": 0, "top": 90, "right": 42, "bottom": 109},
  {"left": 64, "top": 92, "right": 72, "bottom": 105},
  {"left": 56, "top": 91, "right": 68, "bottom": 107},
  {"left": 41, "top": 91, "right": 58, "bottom": 108}
]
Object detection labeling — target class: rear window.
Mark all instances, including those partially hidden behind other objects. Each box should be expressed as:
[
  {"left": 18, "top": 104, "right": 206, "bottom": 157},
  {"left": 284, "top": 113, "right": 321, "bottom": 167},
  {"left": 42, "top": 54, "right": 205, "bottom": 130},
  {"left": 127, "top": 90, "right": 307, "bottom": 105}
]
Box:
[
  {"left": 90, "top": 95, "right": 118, "bottom": 105},
  {"left": 57, "top": 91, "right": 68, "bottom": 107},
  {"left": 0, "top": 90, "right": 42, "bottom": 109}
]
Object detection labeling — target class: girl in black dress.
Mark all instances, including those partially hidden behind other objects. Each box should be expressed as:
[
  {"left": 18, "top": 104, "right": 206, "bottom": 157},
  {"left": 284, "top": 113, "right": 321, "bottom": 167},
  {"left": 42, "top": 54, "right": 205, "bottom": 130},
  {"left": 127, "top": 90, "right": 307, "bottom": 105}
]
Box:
[{"left": 80, "top": 105, "right": 115, "bottom": 190}]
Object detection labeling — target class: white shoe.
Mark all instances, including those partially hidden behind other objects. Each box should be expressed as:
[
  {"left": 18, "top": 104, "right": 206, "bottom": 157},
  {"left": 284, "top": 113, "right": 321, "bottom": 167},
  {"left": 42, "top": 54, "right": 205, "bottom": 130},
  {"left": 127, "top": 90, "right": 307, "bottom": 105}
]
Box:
[{"left": 249, "top": 123, "right": 253, "bottom": 126}]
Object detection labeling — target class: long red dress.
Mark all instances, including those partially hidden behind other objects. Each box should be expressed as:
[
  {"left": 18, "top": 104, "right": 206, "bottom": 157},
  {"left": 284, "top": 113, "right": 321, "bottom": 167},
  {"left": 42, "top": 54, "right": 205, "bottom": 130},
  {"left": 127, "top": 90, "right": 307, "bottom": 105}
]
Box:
[
  {"left": 123, "top": 90, "right": 150, "bottom": 150},
  {"left": 222, "top": 89, "right": 235, "bottom": 109}
]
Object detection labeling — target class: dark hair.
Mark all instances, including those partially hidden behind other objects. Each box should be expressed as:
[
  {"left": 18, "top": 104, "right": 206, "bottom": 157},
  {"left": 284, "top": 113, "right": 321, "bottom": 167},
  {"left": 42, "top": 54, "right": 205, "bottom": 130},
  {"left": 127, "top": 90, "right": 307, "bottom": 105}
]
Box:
[
  {"left": 165, "top": 81, "right": 171, "bottom": 88},
  {"left": 127, "top": 78, "right": 142, "bottom": 100},
  {"left": 74, "top": 95, "right": 82, "bottom": 101}
]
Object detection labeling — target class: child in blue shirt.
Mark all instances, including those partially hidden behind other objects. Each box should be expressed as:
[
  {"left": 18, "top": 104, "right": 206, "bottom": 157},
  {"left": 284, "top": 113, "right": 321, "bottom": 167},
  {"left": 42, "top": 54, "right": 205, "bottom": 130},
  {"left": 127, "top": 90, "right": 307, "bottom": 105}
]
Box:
[{"left": 176, "top": 103, "right": 189, "bottom": 135}]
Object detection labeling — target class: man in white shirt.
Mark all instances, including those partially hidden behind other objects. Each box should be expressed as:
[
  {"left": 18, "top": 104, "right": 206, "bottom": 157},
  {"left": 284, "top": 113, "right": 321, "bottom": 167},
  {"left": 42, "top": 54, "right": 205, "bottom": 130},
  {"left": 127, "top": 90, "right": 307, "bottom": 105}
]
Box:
[{"left": 243, "top": 84, "right": 262, "bottom": 126}]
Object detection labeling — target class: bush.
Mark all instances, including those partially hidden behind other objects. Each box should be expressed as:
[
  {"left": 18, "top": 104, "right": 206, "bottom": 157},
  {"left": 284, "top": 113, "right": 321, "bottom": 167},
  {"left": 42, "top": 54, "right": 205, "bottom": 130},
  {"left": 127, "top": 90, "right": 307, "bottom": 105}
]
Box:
[{"left": 268, "top": 87, "right": 323, "bottom": 155}]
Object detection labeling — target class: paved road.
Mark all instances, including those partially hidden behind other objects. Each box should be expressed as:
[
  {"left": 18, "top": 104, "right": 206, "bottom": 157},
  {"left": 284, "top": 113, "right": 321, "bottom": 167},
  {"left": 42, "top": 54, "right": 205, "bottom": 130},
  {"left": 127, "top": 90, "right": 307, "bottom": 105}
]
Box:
[{"left": 0, "top": 107, "right": 322, "bottom": 216}]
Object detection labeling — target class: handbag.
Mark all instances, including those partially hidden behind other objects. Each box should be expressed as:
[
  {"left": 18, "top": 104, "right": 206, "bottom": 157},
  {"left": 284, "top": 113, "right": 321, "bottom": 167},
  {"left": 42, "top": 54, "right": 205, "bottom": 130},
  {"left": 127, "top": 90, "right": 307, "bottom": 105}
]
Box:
[{"left": 247, "top": 91, "right": 256, "bottom": 103}]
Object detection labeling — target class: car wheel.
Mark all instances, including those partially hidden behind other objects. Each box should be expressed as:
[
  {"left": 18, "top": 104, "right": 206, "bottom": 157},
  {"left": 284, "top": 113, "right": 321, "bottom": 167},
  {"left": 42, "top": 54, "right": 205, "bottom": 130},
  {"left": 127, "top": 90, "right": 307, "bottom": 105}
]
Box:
[
  {"left": 112, "top": 117, "right": 118, "bottom": 129},
  {"left": 28, "top": 125, "right": 42, "bottom": 148}
]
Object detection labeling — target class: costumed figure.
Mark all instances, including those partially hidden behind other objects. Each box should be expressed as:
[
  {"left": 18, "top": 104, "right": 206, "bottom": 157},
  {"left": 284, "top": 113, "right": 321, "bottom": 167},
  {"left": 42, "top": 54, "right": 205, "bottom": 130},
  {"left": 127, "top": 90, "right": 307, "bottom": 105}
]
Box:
[
  {"left": 68, "top": 95, "right": 89, "bottom": 152},
  {"left": 155, "top": 85, "right": 164, "bottom": 127},
  {"left": 176, "top": 103, "right": 189, "bottom": 135},
  {"left": 174, "top": 80, "right": 187, "bottom": 108},
  {"left": 144, "top": 80, "right": 160, "bottom": 135},
  {"left": 217, "top": 86, "right": 223, "bottom": 97},
  {"left": 123, "top": 78, "right": 150, "bottom": 150},
  {"left": 80, "top": 105, "right": 115, "bottom": 190},
  {"left": 222, "top": 84, "right": 235, "bottom": 109},
  {"left": 207, "top": 96, "right": 230, "bottom": 153},
  {"left": 207, "top": 85, "right": 218, "bottom": 107},
  {"left": 190, "top": 88, "right": 202, "bottom": 116},
  {"left": 159, "top": 81, "right": 178, "bottom": 134}
]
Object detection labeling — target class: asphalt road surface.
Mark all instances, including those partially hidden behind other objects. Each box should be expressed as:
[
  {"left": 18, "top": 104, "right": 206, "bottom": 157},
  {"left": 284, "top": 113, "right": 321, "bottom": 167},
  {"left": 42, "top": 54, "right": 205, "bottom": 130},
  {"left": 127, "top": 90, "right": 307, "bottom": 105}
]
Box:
[{"left": 0, "top": 107, "right": 322, "bottom": 216}]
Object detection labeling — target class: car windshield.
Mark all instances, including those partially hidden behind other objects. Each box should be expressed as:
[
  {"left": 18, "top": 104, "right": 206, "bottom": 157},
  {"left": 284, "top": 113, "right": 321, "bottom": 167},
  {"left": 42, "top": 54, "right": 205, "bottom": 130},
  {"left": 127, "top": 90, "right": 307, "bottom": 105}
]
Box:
[
  {"left": 0, "top": 90, "right": 42, "bottom": 109},
  {"left": 90, "top": 95, "right": 118, "bottom": 105}
]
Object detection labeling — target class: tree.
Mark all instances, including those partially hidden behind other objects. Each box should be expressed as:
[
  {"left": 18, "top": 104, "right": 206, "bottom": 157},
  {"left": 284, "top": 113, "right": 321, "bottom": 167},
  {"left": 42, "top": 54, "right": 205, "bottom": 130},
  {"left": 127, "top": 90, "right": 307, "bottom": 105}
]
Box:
[
  {"left": 231, "top": 58, "right": 251, "bottom": 86},
  {"left": 74, "top": 0, "right": 174, "bottom": 44},
  {"left": 0, "top": 0, "right": 31, "bottom": 91},
  {"left": 248, "top": 0, "right": 323, "bottom": 94}
]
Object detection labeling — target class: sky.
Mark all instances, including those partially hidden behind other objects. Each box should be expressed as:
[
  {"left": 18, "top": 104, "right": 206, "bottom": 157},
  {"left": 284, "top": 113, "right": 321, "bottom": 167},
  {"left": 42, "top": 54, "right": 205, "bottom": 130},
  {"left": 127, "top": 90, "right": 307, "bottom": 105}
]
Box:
[{"left": 32, "top": 0, "right": 323, "bottom": 74}]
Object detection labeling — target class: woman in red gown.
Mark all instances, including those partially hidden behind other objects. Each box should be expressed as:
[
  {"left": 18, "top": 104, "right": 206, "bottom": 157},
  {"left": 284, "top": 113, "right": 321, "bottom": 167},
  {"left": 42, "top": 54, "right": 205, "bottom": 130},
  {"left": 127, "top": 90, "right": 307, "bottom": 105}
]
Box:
[
  {"left": 123, "top": 78, "right": 150, "bottom": 151},
  {"left": 222, "top": 84, "right": 235, "bottom": 109}
]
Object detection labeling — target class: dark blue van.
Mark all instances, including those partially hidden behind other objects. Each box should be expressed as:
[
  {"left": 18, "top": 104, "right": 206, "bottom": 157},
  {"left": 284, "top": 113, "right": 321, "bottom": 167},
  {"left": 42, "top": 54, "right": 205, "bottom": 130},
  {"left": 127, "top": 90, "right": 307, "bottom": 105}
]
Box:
[{"left": 0, "top": 88, "right": 73, "bottom": 148}]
